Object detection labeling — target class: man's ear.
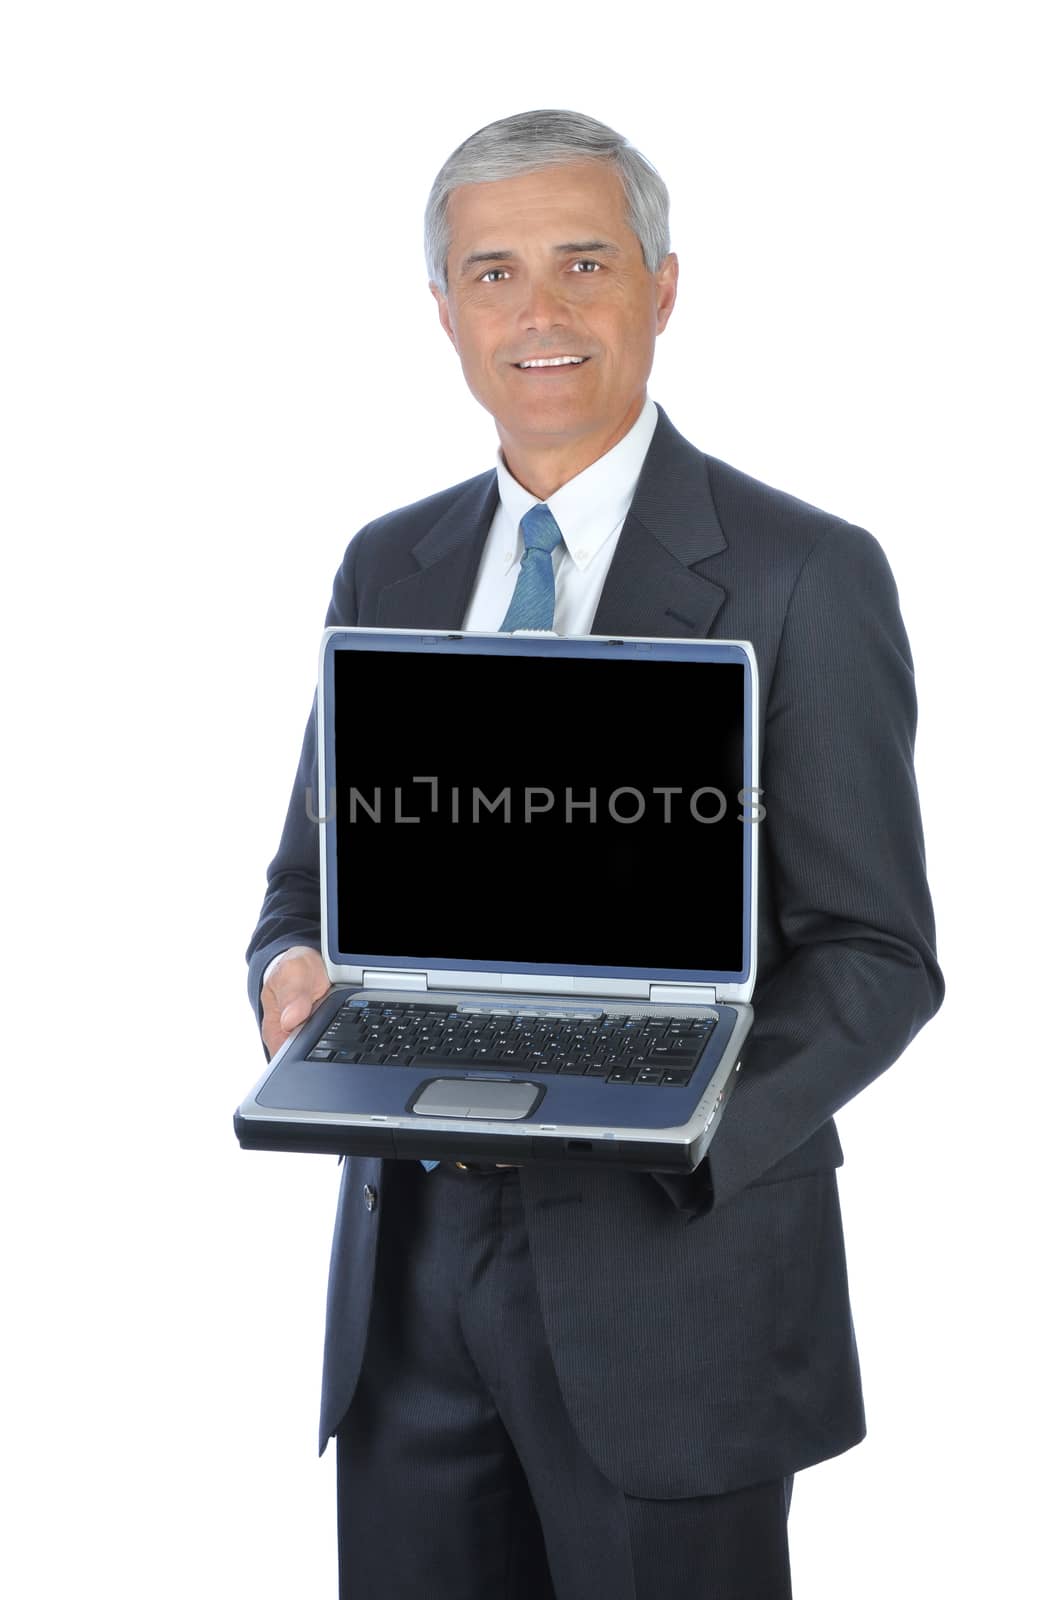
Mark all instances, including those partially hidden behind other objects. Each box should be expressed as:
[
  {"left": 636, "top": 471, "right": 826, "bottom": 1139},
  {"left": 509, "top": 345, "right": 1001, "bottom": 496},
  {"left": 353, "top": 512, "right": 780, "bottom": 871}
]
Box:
[
  {"left": 655, "top": 252, "right": 679, "bottom": 335},
  {"left": 430, "top": 282, "right": 457, "bottom": 350}
]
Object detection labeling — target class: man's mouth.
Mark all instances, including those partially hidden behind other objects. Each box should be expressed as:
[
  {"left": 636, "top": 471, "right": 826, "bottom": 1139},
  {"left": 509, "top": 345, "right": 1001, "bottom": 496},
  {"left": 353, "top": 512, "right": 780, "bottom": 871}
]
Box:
[{"left": 512, "top": 355, "right": 590, "bottom": 370}]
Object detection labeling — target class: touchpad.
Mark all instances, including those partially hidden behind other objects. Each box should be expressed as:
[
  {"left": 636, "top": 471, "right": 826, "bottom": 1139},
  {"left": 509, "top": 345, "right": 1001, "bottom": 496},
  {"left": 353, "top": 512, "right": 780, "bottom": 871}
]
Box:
[{"left": 411, "top": 1078, "right": 541, "bottom": 1120}]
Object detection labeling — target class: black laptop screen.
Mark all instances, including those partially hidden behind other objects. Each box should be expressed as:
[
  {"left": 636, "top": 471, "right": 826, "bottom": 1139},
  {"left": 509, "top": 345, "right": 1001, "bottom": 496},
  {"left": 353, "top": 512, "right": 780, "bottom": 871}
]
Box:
[{"left": 331, "top": 647, "right": 748, "bottom": 975}]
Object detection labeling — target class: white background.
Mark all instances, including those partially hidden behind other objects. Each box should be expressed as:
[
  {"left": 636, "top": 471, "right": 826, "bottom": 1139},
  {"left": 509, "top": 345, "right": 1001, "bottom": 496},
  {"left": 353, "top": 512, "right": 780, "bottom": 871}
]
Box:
[{"left": 3, "top": 2, "right": 1060, "bottom": 1595}]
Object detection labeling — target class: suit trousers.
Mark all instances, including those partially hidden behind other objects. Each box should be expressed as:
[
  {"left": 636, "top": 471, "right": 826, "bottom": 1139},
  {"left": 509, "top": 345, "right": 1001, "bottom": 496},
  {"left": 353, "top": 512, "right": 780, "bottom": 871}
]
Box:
[{"left": 335, "top": 1159, "right": 794, "bottom": 1600}]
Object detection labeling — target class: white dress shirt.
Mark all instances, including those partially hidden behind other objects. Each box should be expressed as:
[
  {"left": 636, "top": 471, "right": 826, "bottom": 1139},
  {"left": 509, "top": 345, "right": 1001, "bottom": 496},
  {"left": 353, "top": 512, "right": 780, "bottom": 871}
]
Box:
[{"left": 461, "top": 396, "right": 660, "bottom": 635}]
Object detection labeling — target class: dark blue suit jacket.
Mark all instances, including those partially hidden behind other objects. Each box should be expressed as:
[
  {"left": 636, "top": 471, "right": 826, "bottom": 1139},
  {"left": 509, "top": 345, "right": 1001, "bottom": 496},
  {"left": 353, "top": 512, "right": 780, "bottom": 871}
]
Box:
[{"left": 246, "top": 405, "right": 944, "bottom": 1496}]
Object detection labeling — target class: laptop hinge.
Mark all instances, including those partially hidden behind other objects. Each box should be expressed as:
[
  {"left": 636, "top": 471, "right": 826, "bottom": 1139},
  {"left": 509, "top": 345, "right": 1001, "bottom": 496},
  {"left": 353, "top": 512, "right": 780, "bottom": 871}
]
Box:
[
  {"left": 362, "top": 969, "right": 430, "bottom": 991},
  {"left": 648, "top": 982, "right": 717, "bottom": 1006}
]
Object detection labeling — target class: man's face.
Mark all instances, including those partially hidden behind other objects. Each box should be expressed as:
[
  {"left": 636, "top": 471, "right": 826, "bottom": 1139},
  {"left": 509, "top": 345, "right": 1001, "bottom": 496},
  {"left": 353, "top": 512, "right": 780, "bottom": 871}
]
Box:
[{"left": 430, "top": 161, "right": 677, "bottom": 468}]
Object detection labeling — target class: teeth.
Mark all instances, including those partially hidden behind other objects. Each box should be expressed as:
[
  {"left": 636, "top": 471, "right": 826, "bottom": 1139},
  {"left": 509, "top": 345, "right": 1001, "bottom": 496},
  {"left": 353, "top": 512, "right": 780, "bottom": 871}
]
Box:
[{"left": 518, "top": 356, "right": 586, "bottom": 368}]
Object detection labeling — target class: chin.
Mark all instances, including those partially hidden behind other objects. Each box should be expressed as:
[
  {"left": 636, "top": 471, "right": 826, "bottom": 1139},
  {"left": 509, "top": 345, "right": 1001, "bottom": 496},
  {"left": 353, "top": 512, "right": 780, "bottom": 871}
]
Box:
[{"left": 504, "top": 396, "right": 597, "bottom": 433}]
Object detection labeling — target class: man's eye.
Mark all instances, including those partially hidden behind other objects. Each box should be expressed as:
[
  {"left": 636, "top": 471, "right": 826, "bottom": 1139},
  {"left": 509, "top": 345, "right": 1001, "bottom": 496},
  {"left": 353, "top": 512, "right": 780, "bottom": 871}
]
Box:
[
  {"left": 480, "top": 268, "right": 510, "bottom": 283},
  {"left": 571, "top": 259, "right": 602, "bottom": 273}
]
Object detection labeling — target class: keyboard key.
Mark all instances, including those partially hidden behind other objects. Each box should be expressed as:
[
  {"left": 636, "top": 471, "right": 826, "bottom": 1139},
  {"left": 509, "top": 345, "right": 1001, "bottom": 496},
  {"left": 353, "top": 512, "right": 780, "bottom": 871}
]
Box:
[{"left": 409, "top": 1055, "right": 514, "bottom": 1070}]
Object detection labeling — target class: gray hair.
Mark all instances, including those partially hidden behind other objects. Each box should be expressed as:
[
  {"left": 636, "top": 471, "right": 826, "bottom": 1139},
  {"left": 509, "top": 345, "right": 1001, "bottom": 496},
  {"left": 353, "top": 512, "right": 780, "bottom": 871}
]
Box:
[{"left": 424, "top": 109, "right": 670, "bottom": 292}]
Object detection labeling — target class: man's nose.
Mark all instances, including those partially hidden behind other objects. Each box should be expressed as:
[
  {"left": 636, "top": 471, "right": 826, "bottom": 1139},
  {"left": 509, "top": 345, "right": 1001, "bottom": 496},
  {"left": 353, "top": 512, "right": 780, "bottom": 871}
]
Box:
[{"left": 518, "top": 275, "right": 569, "bottom": 333}]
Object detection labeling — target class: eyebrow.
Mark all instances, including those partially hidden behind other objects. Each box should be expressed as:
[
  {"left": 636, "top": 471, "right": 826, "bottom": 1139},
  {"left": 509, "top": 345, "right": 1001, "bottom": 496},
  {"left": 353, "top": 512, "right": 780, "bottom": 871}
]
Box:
[{"left": 459, "top": 241, "right": 621, "bottom": 276}]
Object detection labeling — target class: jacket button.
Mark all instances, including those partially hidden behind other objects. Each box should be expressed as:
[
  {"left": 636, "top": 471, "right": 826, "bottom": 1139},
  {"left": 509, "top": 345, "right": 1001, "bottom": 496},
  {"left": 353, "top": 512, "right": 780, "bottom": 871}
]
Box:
[{"left": 363, "top": 1184, "right": 377, "bottom": 1212}]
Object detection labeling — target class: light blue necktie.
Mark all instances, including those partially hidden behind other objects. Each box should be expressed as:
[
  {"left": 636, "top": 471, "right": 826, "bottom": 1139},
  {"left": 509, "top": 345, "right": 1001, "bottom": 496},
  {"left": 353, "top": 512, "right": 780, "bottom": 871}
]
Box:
[
  {"left": 498, "top": 503, "right": 565, "bottom": 632},
  {"left": 420, "top": 502, "right": 564, "bottom": 1172}
]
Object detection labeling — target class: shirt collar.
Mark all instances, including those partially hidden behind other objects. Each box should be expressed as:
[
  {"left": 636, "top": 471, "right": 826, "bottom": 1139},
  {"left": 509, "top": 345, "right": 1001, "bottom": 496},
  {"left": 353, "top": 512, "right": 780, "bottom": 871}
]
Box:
[{"left": 494, "top": 396, "right": 659, "bottom": 573}]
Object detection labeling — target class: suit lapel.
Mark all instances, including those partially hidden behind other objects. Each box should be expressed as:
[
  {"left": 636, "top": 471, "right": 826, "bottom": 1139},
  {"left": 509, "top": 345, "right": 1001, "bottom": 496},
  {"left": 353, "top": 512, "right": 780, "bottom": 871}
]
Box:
[
  {"left": 374, "top": 471, "right": 500, "bottom": 629},
  {"left": 374, "top": 404, "right": 728, "bottom": 638},
  {"left": 591, "top": 405, "right": 728, "bottom": 638}
]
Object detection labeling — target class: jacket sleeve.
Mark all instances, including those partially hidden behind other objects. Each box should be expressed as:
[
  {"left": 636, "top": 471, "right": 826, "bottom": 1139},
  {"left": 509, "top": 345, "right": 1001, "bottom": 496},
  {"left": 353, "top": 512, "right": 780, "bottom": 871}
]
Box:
[
  {"left": 683, "top": 524, "right": 945, "bottom": 1214},
  {"left": 244, "top": 533, "right": 363, "bottom": 1033}
]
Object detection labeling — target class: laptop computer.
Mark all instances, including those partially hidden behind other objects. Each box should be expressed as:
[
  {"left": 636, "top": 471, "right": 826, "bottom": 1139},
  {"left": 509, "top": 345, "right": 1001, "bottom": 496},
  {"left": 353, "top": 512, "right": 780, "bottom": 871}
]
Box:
[{"left": 234, "top": 626, "right": 760, "bottom": 1174}]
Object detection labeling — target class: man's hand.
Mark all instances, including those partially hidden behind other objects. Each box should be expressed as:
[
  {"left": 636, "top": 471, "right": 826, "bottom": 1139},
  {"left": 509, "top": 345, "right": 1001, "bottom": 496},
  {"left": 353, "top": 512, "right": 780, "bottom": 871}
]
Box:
[{"left": 261, "top": 945, "right": 331, "bottom": 1058}]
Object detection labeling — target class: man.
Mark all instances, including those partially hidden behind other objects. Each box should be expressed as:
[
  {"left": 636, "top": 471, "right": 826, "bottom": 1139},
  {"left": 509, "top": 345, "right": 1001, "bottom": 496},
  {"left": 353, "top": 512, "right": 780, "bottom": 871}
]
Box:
[{"left": 246, "top": 109, "right": 944, "bottom": 1599}]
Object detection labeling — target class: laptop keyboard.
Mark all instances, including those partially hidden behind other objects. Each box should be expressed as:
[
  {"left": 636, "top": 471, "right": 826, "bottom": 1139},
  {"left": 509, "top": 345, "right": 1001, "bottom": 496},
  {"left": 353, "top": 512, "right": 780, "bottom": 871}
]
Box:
[{"left": 304, "top": 998, "right": 716, "bottom": 1087}]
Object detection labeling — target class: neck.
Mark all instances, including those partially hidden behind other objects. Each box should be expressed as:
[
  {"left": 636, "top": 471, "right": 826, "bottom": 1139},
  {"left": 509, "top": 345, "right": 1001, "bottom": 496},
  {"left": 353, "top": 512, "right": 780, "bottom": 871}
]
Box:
[{"left": 497, "top": 395, "right": 645, "bottom": 500}]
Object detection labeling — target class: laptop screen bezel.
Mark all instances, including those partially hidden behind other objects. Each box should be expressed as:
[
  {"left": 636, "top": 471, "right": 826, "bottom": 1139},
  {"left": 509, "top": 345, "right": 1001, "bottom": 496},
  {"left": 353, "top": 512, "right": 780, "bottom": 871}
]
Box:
[{"left": 318, "top": 627, "right": 758, "bottom": 995}]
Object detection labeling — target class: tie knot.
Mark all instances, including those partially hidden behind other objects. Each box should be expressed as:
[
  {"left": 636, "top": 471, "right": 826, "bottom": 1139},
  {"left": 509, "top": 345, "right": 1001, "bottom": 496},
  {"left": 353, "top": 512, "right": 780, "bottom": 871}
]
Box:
[{"left": 520, "top": 503, "right": 563, "bottom": 555}]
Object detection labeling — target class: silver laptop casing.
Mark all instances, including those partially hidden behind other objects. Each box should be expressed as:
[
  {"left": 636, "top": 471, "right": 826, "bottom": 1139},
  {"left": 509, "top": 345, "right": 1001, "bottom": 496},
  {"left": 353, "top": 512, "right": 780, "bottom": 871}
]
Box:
[{"left": 235, "top": 627, "right": 759, "bottom": 1172}]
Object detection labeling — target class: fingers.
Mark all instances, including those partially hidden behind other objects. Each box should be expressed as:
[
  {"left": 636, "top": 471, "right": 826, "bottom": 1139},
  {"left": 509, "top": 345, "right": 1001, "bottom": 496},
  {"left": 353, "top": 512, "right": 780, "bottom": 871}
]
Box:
[{"left": 261, "top": 946, "right": 330, "bottom": 1058}]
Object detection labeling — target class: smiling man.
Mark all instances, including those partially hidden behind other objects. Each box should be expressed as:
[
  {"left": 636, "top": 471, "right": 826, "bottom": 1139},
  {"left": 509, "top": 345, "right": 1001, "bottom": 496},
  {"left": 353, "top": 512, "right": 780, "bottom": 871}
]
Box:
[
  {"left": 430, "top": 158, "right": 677, "bottom": 498},
  {"left": 247, "top": 109, "right": 943, "bottom": 1600}
]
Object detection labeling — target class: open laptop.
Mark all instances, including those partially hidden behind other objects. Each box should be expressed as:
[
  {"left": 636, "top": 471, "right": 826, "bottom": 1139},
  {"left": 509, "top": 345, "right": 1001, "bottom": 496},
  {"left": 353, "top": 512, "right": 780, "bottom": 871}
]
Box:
[{"left": 234, "top": 627, "right": 760, "bottom": 1174}]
